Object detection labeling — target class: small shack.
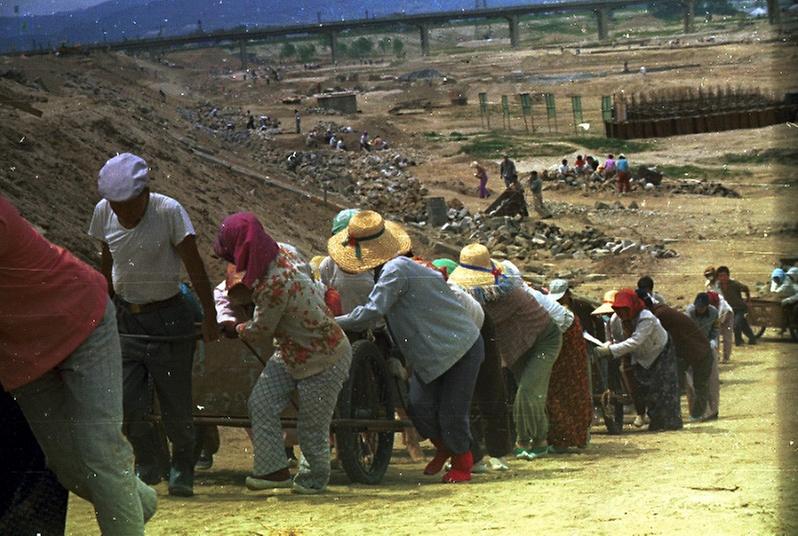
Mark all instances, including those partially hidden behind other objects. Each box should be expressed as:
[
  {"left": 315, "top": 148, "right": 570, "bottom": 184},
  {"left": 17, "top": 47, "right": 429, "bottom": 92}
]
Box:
[{"left": 317, "top": 92, "right": 358, "bottom": 114}]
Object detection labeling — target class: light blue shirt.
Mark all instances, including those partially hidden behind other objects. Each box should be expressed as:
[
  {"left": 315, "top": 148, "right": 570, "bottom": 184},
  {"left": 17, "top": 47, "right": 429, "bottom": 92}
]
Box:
[
  {"left": 336, "top": 256, "right": 481, "bottom": 383},
  {"left": 616, "top": 158, "right": 630, "bottom": 172}
]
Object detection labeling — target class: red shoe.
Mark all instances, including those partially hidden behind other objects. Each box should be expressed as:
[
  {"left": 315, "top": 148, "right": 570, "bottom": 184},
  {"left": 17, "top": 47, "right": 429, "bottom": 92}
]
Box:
[
  {"left": 423, "top": 438, "right": 451, "bottom": 475},
  {"left": 442, "top": 450, "right": 473, "bottom": 483}
]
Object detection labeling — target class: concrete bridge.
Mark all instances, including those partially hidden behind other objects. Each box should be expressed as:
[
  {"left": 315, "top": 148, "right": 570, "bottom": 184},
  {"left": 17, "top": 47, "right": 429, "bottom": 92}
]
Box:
[{"left": 46, "top": 0, "right": 782, "bottom": 64}]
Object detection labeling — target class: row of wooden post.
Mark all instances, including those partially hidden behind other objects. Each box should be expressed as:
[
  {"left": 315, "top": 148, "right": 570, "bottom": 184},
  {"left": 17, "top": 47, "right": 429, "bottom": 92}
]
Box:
[{"left": 478, "top": 92, "right": 613, "bottom": 134}]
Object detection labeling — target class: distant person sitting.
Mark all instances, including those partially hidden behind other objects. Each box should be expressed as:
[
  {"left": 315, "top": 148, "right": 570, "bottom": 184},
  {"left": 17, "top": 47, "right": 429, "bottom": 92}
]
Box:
[
  {"left": 557, "top": 159, "right": 570, "bottom": 178},
  {"left": 360, "top": 131, "right": 370, "bottom": 152},
  {"left": 574, "top": 154, "right": 586, "bottom": 173}
]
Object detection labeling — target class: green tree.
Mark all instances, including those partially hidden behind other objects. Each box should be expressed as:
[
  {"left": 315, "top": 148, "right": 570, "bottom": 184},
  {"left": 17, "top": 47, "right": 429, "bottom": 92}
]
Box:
[
  {"left": 280, "top": 42, "right": 296, "bottom": 58},
  {"left": 392, "top": 37, "right": 405, "bottom": 58},
  {"left": 297, "top": 43, "right": 316, "bottom": 62},
  {"left": 350, "top": 36, "right": 374, "bottom": 57}
]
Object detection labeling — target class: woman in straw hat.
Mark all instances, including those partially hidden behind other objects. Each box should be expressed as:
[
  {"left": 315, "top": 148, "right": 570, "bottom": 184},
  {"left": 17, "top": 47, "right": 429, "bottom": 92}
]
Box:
[
  {"left": 319, "top": 208, "right": 424, "bottom": 462},
  {"left": 332, "top": 210, "right": 485, "bottom": 483},
  {"left": 448, "top": 244, "right": 563, "bottom": 460},
  {"left": 214, "top": 212, "right": 352, "bottom": 494},
  {"left": 471, "top": 161, "right": 489, "bottom": 199},
  {"left": 593, "top": 289, "right": 682, "bottom": 431}
]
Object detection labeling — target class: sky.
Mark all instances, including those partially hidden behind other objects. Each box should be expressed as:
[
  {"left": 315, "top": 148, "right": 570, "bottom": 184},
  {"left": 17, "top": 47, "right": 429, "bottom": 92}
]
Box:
[{"left": 0, "top": 0, "right": 107, "bottom": 17}]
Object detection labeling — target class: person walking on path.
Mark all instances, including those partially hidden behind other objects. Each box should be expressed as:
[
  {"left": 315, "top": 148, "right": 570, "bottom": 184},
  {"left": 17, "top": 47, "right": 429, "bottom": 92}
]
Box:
[
  {"left": 448, "top": 244, "right": 562, "bottom": 461},
  {"left": 500, "top": 154, "right": 518, "bottom": 189},
  {"left": 1, "top": 195, "right": 156, "bottom": 535},
  {"left": 594, "top": 289, "right": 683, "bottom": 432},
  {"left": 471, "top": 161, "right": 489, "bottom": 199},
  {"left": 715, "top": 265, "right": 757, "bottom": 346},
  {"left": 545, "top": 280, "right": 594, "bottom": 451},
  {"left": 528, "top": 170, "right": 552, "bottom": 218},
  {"left": 686, "top": 293, "right": 721, "bottom": 420},
  {"left": 214, "top": 213, "right": 352, "bottom": 495},
  {"left": 88, "top": 153, "right": 219, "bottom": 497},
  {"left": 334, "top": 211, "right": 484, "bottom": 483},
  {"left": 294, "top": 109, "right": 301, "bottom": 133}
]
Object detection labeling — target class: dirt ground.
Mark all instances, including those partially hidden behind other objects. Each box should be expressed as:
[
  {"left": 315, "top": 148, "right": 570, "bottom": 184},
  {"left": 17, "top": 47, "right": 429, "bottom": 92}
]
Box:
[
  {"left": 64, "top": 338, "right": 797, "bottom": 535},
  {"left": 1, "top": 10, "right": 796, "bottom": 535}
]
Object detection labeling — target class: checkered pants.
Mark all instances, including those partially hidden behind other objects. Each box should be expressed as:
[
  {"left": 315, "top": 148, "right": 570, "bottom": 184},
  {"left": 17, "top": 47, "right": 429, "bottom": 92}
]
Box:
[{"left": 249, "top": 346, "right": 351, "bottom": 490}]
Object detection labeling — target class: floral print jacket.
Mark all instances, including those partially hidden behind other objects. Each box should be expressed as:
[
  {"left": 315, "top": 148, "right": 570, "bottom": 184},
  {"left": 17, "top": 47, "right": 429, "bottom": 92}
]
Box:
[{"left": 240, "top": 246, "right": 350, "bottom": 379}]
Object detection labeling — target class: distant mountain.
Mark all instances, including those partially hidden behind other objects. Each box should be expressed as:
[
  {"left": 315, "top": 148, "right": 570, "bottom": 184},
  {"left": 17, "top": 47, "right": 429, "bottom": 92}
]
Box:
[{"left": 0, "top": 0, "right": 548, "bottom": 53}]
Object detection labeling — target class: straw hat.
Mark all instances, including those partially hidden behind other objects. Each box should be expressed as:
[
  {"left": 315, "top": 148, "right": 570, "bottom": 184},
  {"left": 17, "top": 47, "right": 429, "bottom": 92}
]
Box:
[
  {"left": 309, "top": 255, "right": 325, "bottom": 280},
  {"left": 448, "top": 243, "right": 504, "bottom": 288},
  {"left": 470, "top": 161, "right": 480, "bottom": 168},
  {"left": 591, "top": 290, "right": 618, "bottom": 315},
  {"left": 328, "top": 210, "right": 411, "bottom": 273}
]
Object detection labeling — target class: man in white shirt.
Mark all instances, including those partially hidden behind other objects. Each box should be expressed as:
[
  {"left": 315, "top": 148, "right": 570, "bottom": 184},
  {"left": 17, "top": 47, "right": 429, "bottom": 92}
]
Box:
[{"left": 88, "top": 153, "right": 218, "bottom": 497}]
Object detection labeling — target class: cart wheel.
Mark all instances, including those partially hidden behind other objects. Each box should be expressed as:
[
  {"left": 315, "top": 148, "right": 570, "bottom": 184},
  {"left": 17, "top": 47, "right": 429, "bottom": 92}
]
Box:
[
  {"left": 335, "top": 339, "right": 395, "bottom": 485},
  {"left": 790, "top": 307, "right": 798, "bottom": 342}
]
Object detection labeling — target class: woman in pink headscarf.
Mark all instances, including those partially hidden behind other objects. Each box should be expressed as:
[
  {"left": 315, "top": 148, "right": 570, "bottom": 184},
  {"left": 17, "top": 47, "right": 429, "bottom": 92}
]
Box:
[{"left": 214, "top": 212, "right": 352, "bottom": 494}]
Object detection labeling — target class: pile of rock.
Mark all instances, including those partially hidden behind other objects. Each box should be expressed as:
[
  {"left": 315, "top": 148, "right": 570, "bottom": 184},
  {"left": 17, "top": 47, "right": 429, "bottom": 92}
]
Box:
[
  {"left": 434, "top": 211, "right": 677, "bottom": 262},
  {"left": 662, "top": 180, "right": 741, "bottom": 198}
]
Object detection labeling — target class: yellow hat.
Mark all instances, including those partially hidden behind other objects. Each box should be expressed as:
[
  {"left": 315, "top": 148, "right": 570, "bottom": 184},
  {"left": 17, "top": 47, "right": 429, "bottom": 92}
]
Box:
[
  {"left": 327, "top": 210, "right": 411, "bottom": 273},
  {"left": 309, "top": 255, "right": 325, "bottom": 281},
  {"left": 591, "top": 290, "right": 618, "bottom": 315},
  {"left": 448, "top": 243, "right": 504, "bottom": 288}
]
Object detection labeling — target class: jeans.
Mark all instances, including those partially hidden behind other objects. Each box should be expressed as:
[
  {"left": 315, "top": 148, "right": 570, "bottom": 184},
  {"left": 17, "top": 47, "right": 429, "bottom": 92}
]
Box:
[
  {"left": 12, "top": 300, "right": 156, "bottom": 536},
  {"left": 408, "top": 336, "right": 485, "bottom": 454},
  {"left": 116, "top": 296, "right": 196, "bottom": 490},
  {"left": 733, "top": 309, "right": 756, "bottom": 344}
]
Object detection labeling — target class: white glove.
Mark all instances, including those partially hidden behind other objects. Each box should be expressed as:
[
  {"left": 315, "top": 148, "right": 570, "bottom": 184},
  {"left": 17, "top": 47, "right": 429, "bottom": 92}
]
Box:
[
  {"left": 594, "top": 344, "right": 613, "bottom": 359},
  {"left": 710, "top": 339, "right": 718, "bottom": 351}
]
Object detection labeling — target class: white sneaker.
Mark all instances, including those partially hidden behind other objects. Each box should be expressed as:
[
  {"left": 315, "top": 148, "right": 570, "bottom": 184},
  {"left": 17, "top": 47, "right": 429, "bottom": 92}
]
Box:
[
  {"left": 245, "top": 476, "right": 292, "bottom": 491},
  {"left": 471, "top": 460, "right": 489, "bottom": 474},
  {"left": 633, "top": 414, "right": 650, "bottom": 428},
  {"left": 487, "top": 457, "right": 509, "bottom": 471},
  {"left": 292, "top": 481, "right": 325, "bottom": 495}
]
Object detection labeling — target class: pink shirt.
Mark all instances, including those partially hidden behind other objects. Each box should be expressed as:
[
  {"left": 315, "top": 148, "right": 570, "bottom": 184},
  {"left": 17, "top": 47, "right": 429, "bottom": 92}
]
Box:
[{"left": 0, "top": 196, "right": 108, "bottom": 390}]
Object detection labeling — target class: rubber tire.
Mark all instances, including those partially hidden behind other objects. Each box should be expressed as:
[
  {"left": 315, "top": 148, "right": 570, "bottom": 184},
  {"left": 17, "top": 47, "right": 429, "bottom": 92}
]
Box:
[
  {"left": 601, "top": 397, "right": 624, "bottom": 436},
  {"left": 335, "top": 339, "right": 395, "bottom": 485}
]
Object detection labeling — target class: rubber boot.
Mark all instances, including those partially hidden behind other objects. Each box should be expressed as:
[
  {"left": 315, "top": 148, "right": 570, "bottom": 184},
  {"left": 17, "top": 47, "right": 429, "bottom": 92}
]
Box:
[
  {"left": 423, "top": 438, "right": 451, "bottom": 475},
  {"left": 442, "top": 450, "right": 473, "bottom": 483}
]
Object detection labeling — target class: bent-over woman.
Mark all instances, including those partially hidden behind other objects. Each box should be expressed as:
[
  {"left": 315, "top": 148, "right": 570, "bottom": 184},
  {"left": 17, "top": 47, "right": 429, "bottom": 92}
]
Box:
[{"left": 214, "top": 212, "right": 352, "bottom": 495}]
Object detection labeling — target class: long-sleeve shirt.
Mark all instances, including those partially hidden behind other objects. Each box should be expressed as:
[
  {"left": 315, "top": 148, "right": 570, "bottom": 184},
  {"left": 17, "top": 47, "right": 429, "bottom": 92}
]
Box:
[
  {"left": 318, "top": 256, "right": 377, "bottom": 316},
  {"left": 651, "top": 303, "right": 711, "bottom": 367},
  {"left": 336, "top": 256, "right": 480, "bottom": 384},
  {"left": 685, "top": 304, "right": 720, "bottom": 343},
  {"left": 774, "top": 279, "right": 798, "bottom": 303},
  {"left": 500, "top": 159, "right": 517, "bottom": 181},
  {"left": 607, "top": 309, "right": 668, "bottom": 369},
  {"left": 503, "top": 261, "right": 574, "bottom": 333},
  {"left": 241, "top": 247, "right": 349, "bottom": 380}
]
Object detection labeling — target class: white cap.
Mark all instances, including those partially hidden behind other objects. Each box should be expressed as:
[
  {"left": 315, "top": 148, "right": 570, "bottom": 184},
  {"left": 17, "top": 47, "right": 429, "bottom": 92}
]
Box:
[{"left": 98, "top": 153, "right": 149, "bottom": 202}]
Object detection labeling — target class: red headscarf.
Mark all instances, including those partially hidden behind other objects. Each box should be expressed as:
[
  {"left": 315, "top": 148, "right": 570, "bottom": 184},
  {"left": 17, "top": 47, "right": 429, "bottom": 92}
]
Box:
[
  {"left": 214, "top": 212, "right": 279, "bottom": 288},
  {"left": 612, "top": 288, "right": 646, "bottom": 318},
  {"left": 706, "top": 290, "right": 720, "bottom": 308}
]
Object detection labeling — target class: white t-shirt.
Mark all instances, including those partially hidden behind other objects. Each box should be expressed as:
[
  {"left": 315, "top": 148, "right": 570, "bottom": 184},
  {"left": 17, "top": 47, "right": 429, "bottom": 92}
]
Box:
[{"left": 88, "top": 192, "right": 194, "bottom": 304}]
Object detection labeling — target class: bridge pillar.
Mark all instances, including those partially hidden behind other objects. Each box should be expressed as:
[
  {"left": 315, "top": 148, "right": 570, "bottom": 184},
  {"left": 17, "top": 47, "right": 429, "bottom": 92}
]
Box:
[
  {"left": 239, "top": 39, "right": 247, "bottom": 69},
  {"left": 507, "top": 15, "right": 520, "bottom": 48},
  {"left": 595, "top": 8, "right": 609, "bottom": 42},
  {"left": 682, "top": 0, "right": 695, "bottom": 34},
  {"left": 329, "top": 31, "right": 339, "bottom": 64},
  {"left": 767, "top": 0, "right": 781, "bottom": 25},
  {"left": 419, "top": 24, "right": 430, "bottom": 56}
]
